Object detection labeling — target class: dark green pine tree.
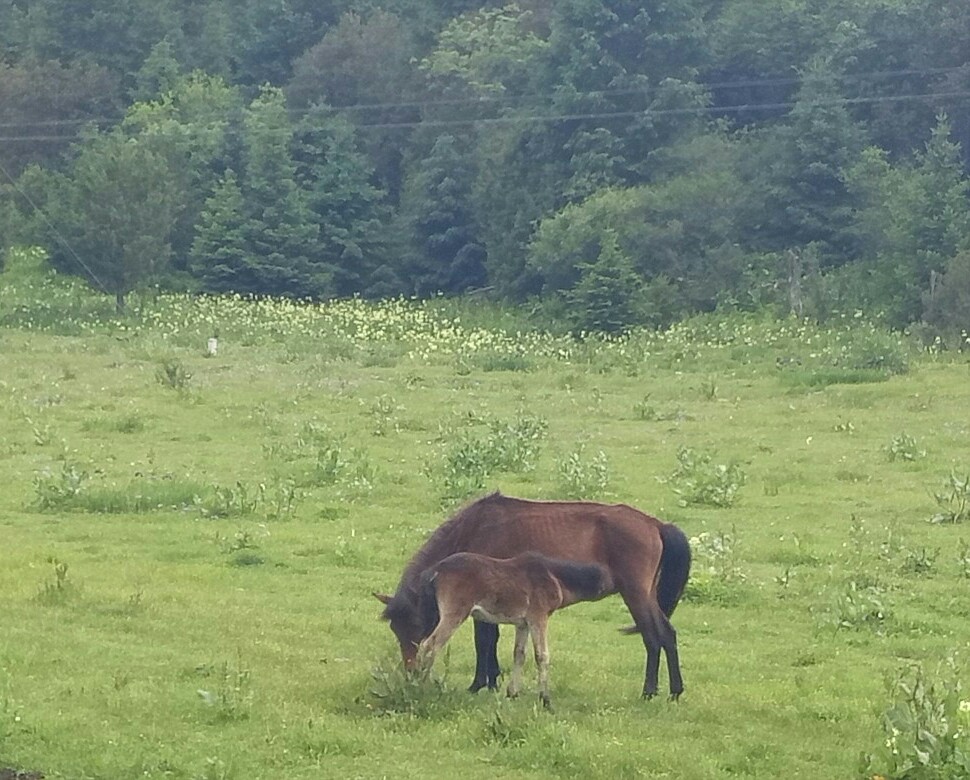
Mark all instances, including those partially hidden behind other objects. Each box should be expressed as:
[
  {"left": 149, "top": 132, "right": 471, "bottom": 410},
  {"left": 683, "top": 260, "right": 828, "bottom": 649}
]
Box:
[
  {"left": 759, "top": 59, "right": 867, "bottom": 266},
  {"left": 565, "top": 230, "right": 646, "bottom": 333},
  {"left": 293, "top": 104, "right": 389, "bottom": 296},
  {"left": 190, "top": 170, "right": 250, "bottom": 293},
  {"left": 238, "top": 86, "right": 322, "bottom": 298},
  {"left": 399, "top": 134, "right": 487, "bottom": 295}
]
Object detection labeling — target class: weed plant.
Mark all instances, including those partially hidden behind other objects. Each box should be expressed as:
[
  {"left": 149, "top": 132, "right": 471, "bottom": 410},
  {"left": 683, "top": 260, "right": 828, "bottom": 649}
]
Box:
[
  {"left": 930, "top": 471, "right": 970, "bottom": 523},
  {"left": 556, "top": 443, "right": 610, "bottom": 499},
  {"left": 667, "top": 446, "right": 746, "bottom": 507},
  {"left": 864, "top": 657, "right": 970, "bottom": 779}
]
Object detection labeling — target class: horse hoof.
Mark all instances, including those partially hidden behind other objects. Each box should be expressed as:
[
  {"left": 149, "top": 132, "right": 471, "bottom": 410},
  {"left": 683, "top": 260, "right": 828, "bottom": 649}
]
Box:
[
  {"left": 468, "top": 680, "right": 487, "bottom": 693},
  {"left": 540, "top": 695, "right": 552, "bottom": 710},
  {"left": 668, "top": 691, "right": 682, "bottom": 702},
  {"left": 642, "top": 690, "right": 657, "bottom": 700}
]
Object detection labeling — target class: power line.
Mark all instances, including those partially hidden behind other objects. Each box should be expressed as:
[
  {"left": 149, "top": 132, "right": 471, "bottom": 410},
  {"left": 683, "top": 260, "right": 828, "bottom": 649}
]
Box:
[
  {"left": 0, "top": 64, "right": 966, "bottom": 132},
  {"left": 0, "top": 156, "right": 110, "bottom": 294},
  {"left": 1, "top": 88, "right": 969, "bottom": 142}
]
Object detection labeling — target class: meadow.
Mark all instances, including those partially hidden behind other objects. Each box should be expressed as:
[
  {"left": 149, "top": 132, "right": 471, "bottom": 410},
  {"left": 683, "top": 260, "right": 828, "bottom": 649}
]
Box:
[{"left": 1, "top": 255, "right": 969, "bottom": 779}]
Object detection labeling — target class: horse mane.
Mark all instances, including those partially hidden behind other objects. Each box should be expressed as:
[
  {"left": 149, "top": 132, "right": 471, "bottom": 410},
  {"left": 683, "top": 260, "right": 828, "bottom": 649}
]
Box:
[{"left": 386, "top": 492, "right": 507, "bottom": 613}]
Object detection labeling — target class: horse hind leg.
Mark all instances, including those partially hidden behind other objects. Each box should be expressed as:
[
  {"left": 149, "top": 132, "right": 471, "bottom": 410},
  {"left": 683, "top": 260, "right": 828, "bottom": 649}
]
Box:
[
  {"left": 530, "top": 616, "right": 553, "bottom": 710},
  {"left": 621, "top": 590, "right": 682, "bottom": 699}
]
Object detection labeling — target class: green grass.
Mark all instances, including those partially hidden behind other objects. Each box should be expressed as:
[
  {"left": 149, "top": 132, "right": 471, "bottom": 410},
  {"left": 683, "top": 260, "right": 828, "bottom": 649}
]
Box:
[{"left": 1, "top": 273, "right": 969, "bottom": 779}]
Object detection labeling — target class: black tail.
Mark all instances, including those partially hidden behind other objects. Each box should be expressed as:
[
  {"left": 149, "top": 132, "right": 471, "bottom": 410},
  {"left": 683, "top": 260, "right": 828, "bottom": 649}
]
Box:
[
  {"left": 658, "top": 523, "right": 691, "bottom": 617},
  {"left": 618, "top": 522, "right": 692, "bottom": 635},
  {"left": 418, "top": 569, "right": 441, "bottom": 637}
]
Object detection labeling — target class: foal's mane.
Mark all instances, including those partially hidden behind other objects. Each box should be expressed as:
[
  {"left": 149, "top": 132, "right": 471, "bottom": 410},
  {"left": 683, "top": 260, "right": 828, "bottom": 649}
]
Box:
[{"left": 390, "top": 492, "right": 507, "bottom": 608}]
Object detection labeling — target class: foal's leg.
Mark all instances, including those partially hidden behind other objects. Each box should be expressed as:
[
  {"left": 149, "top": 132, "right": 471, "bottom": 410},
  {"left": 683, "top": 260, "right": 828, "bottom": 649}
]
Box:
[
  {"left": 419, "top": 604, "right": 470, "bottom": 667},
  {"left": 470, "top": 620, "right": 501, "bottom": 692},
  {"left": 506, "top": 624, "right": 529, "bottom": 699},
  {"left": 530, "top": 616, "right": 552, "bottom": 709}
]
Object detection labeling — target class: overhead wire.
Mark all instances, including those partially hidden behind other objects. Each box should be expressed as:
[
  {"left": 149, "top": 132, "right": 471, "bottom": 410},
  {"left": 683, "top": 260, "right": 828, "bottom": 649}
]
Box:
[
  {"left": 0, "top": 63, "right": 967, "bottom": 136},
  {"left": 0, "top": 89, "right": 969, "bottom": 142},
  {"left": 0, "top": 156, "right": 110, "bottom": 294}
]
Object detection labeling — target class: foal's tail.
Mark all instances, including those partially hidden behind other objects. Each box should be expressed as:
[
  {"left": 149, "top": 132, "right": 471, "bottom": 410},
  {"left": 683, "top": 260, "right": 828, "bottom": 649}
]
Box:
[
  {"left": 418, "top": 569, "right": 441, "bottom": 637},
  {"left": 657, "top": 522, "right": 691, "bottom": 617},
  {"left": 618, "top": 522, "right": 692, "bottom": 636}
]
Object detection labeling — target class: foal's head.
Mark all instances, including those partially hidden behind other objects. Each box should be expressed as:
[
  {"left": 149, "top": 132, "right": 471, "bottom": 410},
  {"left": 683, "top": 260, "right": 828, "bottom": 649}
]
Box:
[{"left": 374, "top": 591, "right": 426, "bottom": 669}]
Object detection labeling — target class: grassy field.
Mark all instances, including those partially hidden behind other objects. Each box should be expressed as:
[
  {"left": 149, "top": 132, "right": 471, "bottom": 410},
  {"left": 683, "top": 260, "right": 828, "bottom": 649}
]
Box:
[{"left": 1, "top": 263, "right": 969, "bottom": 779}]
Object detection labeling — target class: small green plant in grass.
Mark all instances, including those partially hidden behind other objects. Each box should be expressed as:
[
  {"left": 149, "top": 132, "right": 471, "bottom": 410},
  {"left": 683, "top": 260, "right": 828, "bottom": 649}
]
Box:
[
  {"left": 698, "top": 377, "right": 718, "bottom": 401},
  {"left": 833, "top": 419, "right": 855, "bottom": 434},
  {"left": 684, "top": 529, "right": 746, "bottom": 604},
  {"left": 830, "top": 579, "right": 891, "bottom": 632},
  {"left": 633, "top": 395, "right": 655, "bottom": 420},
  {"left": 863, "top": 656, "right": 970, "bottom": 780},
  {"left": 959, "top": 539, "right": 970, "bottom": 579},
  {"left": 196, "top": 659, "right": 253, "bottom": 722},
  {"left": 32, "top": 460, "right": 88, "bottom": 509},
  {"left": 556, "top": 443, "right": 610, "bottom": 499},
  {"left": 667, "top": 446, "right": 745, "bottom": 508},
  {"left": 263, "top": 478, "right": 299, "bottom": 521},
  {"left": 25, "top": 415, "right": 53, "bottom": 446},
  {"left": 437, "top": 434, "right": 490, "bottom": 500},
  {"left": 886, "top": 433, "right": 924, "bottom": 462},
  {"left": 899, "top": 545, "right": 939, "bottom": 576},
  {"left": 155, "top": 358, "right": 192, "bottom": 391},
  {"left": 219, "top": 530, "right": 258, "bottom": 555},
  {"left": 309, "top": 443, "right": 343, "bottom": 486},
  {"left": 196, "top": 482, "right": 260, "bottom": 519},
  {"left": 432, "top": 415, "right": 547, "bottom": 500},
  {"left": 368, "top": 655, "right": 458, "bottom": 718},
  {"left": 36, "top": 557, "right": 75, "bottom": 605},
  {"left": 485, "top": 414, "right": 547, "bottom": 473},
  {"left": 370, "top": 395, "right": 398, "bottom": 437},
  {"left": 930, "top": 471, "right": 970, "bottom": 524}
]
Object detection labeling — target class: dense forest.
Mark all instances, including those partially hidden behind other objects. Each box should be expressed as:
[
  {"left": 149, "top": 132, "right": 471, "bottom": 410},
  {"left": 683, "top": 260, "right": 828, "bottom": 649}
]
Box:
[{"left": 1, "top": 0, "right": 969, "bottom": 338}]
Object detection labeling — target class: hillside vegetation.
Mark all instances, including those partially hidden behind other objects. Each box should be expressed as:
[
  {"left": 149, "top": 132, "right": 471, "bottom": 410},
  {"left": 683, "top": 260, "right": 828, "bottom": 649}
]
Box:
[{"left": 1, "top": 1, "right": 969, "bottom": 337}]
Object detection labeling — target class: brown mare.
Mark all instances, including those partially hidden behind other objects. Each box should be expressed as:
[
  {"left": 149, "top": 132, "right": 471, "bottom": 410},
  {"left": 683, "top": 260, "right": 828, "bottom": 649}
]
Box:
[
  {"left": 375, "top": 492, "right": 692, "bottom": 699},
  {"left": 416, "top": 551, "right": 610, "bottom": 708}
]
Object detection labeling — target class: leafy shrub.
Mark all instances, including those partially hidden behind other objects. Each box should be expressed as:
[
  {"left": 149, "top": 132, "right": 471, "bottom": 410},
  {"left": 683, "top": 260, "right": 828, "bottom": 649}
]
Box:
[
  {"left": 830, "top": 579, "right": 892, "bottom": 632},
  {"left": 886, "top": 433, "right": 924, "bottom": 462},
  {"left": 433, "top": 414, "right": 548, "bottom": 500},
  {"left": 438, "top": 434, "right": 491, "bottom": 500},
  {"left": 683, "top": 529, "right": 746, "bottom": 605},
  {"left": 155, "top": 358, "right": 192, "bottom": 390},
  {"left": 930, "top": 471, "right": 970, "bottom": 524},
  {"left": 667, "top": 447, "right": 745, "bottom": 507},
  {"left": 556, "top": 443, "right": 610, "bottom": 499},
  {"left": 368, "top": 657, "right": 460, "bottom": 719},
  {"left": 32, "top": 461, "right": 88, "bottom": 509},
  {"left": 864, "top": 657, "right": 970, "bottom": 779}
]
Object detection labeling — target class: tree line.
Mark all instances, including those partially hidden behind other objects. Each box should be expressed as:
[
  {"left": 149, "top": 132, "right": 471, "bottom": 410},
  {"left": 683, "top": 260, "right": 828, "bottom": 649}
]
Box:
[{"left": 0, "top": 0, "right": 969, "bottom": 339}]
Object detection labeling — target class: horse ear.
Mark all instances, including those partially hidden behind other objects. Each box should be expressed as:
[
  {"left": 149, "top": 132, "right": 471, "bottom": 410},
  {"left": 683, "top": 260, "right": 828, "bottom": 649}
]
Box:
[{"left": 373, "top": 591, "right": 393, "bottom": 606}]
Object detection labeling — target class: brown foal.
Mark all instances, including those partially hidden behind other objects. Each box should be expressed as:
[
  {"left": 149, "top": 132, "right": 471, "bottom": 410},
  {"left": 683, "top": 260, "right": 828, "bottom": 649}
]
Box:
[{"left": 416, "top": 551, "right": 609, "bottom": 708}]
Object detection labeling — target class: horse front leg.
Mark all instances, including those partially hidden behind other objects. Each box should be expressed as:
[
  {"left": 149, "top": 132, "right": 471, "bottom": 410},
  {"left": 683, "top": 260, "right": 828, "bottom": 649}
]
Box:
[
  {"left": 470, "top": 619, "right": 501, "bottom": 692},
  {"left": 506, "top": 624, "right": 529, "bottom": 699}
]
